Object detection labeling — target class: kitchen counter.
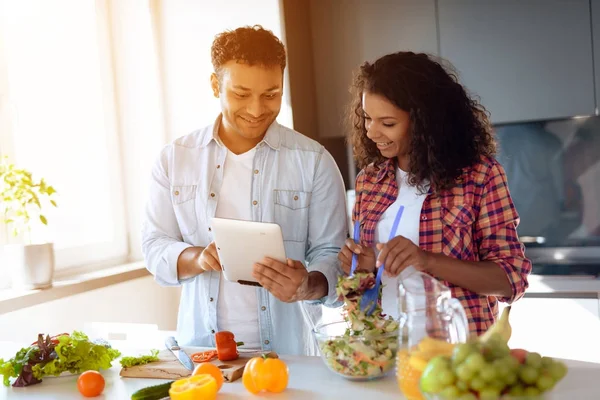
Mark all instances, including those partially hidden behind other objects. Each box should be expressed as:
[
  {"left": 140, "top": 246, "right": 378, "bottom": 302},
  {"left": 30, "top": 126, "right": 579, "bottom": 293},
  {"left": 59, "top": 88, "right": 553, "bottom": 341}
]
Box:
[{"left": 1, "top": 341, "right": 600, "bottom": 399}]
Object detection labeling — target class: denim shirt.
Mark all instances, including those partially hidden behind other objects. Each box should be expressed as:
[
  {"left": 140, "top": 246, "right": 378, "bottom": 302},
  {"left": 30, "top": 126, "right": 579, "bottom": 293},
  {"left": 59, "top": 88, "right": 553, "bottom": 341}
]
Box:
[{"left": 141, "top": 116, "right": 348, "bottom": 355}]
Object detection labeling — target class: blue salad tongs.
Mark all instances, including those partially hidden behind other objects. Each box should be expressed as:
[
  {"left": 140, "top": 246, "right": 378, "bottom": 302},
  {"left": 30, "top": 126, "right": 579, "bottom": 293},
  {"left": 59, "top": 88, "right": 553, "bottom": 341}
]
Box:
[{"left": 350, "top": 205, "right": 405, "bottom": 315}]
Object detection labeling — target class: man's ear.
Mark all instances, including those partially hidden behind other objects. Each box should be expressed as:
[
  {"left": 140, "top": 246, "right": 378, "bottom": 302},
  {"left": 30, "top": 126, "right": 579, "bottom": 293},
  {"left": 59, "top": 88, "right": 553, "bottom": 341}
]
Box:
[{"left": 210, "top": 73, "right": 220, "bottom": 98}]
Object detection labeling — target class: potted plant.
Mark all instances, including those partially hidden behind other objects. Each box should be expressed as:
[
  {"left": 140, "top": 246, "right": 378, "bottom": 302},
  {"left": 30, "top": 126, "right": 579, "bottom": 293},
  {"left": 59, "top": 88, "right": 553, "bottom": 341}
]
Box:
[{"left": 0, "top": 156, "right": 58, "bottom": 290}]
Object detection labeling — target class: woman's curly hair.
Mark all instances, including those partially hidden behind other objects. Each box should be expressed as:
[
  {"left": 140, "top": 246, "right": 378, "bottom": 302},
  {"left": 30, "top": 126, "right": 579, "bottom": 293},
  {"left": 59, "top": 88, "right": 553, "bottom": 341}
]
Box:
[{"left": 350, "top": 52, "right": 496, "bottom": 193}]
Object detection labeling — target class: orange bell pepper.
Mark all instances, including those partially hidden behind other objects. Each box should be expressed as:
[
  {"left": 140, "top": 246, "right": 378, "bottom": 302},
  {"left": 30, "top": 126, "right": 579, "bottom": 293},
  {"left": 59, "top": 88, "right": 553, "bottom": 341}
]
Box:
[
  {"left": 168, "top": 374, "right": 218, "bottom": 400},
  {"left": 242, "top": 355, "right": 289, "bottom": 394}
]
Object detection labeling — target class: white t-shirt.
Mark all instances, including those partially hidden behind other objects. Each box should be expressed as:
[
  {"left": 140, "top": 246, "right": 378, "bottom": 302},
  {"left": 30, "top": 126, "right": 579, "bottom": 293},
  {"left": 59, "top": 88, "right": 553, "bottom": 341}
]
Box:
[
  {"left": 215, "top": 148, "right": 261, "bottom": 348},
  {"left": 374, "top": 168, "right": 428, "bottom": 320}
]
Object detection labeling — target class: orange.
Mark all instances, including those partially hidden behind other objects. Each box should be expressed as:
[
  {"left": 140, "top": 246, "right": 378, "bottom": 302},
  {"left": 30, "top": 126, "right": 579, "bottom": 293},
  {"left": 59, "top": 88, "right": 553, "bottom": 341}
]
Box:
[
  {"left": 77, "top": 370, "right": 105, "bottom": 397},
  {"left": 192, "top": 362, "right": 224, "bottom": 391},
  {"left": 396, "top": 350, "right": 424, "bottom": 400}
]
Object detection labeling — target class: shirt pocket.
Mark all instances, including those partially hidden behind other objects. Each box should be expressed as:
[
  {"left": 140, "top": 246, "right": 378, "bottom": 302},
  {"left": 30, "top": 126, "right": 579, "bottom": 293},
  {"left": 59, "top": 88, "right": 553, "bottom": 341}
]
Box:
[
  {"left": 440, "top": 203, "right": 477, "bottom": 260},
  {"left": 273, "top": 189, "right": 312, "bottom": 243},
  {"left": 171, "top": 185, "right": 198, "bottom": 236}
]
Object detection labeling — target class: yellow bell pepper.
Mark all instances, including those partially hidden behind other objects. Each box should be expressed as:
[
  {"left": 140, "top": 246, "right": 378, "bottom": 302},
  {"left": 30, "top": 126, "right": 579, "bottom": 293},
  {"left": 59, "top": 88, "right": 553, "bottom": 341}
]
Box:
[
  {"left": 168, "top": 374, "right": 218, "bottom": 400},
  {"left": 242, "top": 355, "right": 289, "bottom": 394}
]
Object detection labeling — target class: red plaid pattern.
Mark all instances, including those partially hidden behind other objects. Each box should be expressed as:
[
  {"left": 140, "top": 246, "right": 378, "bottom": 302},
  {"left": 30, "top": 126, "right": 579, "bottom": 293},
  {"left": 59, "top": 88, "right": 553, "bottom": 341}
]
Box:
[{"left": 353, "top": 156, "right": 532, "bottom": 335}]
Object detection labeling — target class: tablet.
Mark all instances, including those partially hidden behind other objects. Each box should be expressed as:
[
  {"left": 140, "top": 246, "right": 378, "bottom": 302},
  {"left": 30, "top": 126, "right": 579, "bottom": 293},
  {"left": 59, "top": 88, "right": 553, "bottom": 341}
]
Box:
[{"left": 210, "top": 217, "right": 287, "bottom": 287}]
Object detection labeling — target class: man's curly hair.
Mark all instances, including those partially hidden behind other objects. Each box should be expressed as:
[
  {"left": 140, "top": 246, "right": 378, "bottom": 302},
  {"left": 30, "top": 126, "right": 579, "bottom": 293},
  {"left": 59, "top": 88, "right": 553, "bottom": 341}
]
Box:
[
  {"left": 211, "top": 25, "right": 286, "bottom": 76},
  {"left": 350, "top": 51, "right": 496, "bottom": 193}
]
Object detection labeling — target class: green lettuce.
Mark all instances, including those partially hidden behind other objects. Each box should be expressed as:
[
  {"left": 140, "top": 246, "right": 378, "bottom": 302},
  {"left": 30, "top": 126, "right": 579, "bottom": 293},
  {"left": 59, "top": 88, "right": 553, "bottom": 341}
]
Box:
[
  {"left": 1, "top": 331, "right": 121, "bottom": 387},
  {"left": 120, "top": 349, "right": 160, "bottom": 368}
]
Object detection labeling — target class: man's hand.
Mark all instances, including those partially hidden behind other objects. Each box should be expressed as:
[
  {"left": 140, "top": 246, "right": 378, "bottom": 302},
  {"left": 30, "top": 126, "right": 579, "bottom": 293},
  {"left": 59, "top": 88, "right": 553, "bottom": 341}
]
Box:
[
  {"left": 198, "top": 242, "right": 222, "bottom": 272},
  {"left": 376, "top": 235, "right": 431, "bottom": 277},
  {"left": 252, "top": 258, "right": 310, "bottom": 302},
  {"left": 337, "top": 238, "right": 376, "bottom": 275}
]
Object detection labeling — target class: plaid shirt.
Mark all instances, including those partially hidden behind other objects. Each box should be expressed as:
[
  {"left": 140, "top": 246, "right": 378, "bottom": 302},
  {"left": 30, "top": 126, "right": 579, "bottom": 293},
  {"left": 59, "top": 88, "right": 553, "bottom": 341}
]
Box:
[{"left": 353, "top": 156, "right": 531, "bottom": 335}]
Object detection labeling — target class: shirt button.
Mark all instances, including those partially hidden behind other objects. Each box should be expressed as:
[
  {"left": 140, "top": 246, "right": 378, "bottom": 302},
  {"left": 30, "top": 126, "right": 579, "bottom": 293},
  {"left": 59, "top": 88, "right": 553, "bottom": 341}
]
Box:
[
  {"left": 217, "top": 164, "right": 221, "bottom": 169},
  {"left": 208, "top": 227, "right": 212, "bottom": 232},
  {"left": 209, "top": 297, "right": 214, "bottom": 302},
  {"left": 254, "top": 169, "right": 259, "bottom": 174},
  {"left": 264, "top": 340, "right": 270, "bottom": 345},
  {"left": 210, "top": 193, "right": 216, "bottom": 198},
  {"left": 211, "top": 329, "right": 215, "bottom": 334},
  {"left": 293, "top": 195, "right": 299, "bottom": 201},
  {"left": 174, "top": 190, "right": 179, "bottom": 196},
  {"left": 261, "top": 306, "right": 266, "bottom": 311},
  {"left": 421, "top": 216, "right": 427, "bottom": 220},
  {"left": 252, "top": 200, "right": 258, "bottom": 205}
]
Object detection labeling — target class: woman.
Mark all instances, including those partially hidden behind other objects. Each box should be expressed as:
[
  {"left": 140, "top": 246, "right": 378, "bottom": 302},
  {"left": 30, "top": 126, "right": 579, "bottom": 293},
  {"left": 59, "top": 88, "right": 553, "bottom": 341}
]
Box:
[{"left": 337, "top": 51, "right": 531, "bottom": 335}]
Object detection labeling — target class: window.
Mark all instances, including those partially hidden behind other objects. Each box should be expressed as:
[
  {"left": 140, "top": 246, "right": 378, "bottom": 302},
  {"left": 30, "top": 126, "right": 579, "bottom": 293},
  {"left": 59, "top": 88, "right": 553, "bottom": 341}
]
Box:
[
  {"left": 0, "top": 0, "right": 290, "bottom": 273},
  {"left": 0, "top": 0, "right": 127, "bottom": 270}
]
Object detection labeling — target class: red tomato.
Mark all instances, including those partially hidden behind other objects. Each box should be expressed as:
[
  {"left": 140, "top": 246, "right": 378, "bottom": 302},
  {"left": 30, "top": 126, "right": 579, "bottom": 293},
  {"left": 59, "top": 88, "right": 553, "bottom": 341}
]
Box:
[{"left": 77, "top": 370, "right": 105, "bottom": 397}]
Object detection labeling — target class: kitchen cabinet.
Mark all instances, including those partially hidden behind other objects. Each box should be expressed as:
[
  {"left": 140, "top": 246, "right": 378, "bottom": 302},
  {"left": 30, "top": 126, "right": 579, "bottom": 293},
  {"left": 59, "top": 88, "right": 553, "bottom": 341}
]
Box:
[
  {"left": 308, "top": 0, "right": 437, "bottom": 139},
  {"left": 438, "top": 0, "right": 595, "bottom": 124},
  {"left": 500, "top": 297, "right": 600, "bottom": 363},
  {"left": 592, "top": 0, "right": 600, "bottom": 111}
]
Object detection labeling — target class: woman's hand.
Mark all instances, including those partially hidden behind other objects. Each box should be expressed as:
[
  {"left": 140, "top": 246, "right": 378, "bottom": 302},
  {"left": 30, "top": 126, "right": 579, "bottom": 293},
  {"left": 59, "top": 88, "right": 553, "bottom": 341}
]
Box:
[
  {"left": 376, "top": 235, "right": 431, "bottom": 276},
  {"left": 338, "top": 238, "right": 377, "bottom": 275}
]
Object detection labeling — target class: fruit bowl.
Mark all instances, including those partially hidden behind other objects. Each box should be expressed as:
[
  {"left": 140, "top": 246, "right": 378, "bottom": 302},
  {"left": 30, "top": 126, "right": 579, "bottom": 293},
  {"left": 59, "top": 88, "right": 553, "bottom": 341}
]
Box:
[{"left": 313, "top": 320, "right": 399, "bottom": 381}]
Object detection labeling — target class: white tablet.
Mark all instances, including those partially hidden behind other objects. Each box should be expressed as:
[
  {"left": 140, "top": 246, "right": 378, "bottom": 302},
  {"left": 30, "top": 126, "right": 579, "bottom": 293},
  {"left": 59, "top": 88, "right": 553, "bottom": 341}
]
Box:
[{"left": 210, "top": 217, "right": 287, "bottom": 287}]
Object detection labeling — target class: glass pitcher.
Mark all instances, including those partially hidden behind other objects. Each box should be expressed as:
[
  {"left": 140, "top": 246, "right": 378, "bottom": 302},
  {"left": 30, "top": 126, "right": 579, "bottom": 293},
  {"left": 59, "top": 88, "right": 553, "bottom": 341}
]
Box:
[{"left": 395, "top": 267, "right": 469, "bottom": 400}]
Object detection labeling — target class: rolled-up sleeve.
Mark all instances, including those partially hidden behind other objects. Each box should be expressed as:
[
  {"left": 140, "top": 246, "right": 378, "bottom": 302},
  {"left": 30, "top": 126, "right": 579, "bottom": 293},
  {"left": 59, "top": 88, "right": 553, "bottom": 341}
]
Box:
[
  {"left": 141, "top": 145, "right": 193, "bottom": 286},
  {"left": 475, "top": 162, "right": 532, "bottom": 303},
  {"left": 304, "top": 149, "right": 348, "bottom": 307}
]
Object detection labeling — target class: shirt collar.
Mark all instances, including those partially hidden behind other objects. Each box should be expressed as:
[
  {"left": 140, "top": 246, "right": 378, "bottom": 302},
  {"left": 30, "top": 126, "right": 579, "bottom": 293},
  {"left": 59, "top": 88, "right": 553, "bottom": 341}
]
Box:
[{"left": 199, "top": 114, "right": 281, "bottom": 151}]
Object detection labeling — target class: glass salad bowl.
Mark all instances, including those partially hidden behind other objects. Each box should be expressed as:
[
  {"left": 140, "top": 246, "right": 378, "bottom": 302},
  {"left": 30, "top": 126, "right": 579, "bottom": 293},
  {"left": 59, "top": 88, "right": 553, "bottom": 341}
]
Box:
[{"left": 313, "top": 320, "right": 399, "bottom": 381}]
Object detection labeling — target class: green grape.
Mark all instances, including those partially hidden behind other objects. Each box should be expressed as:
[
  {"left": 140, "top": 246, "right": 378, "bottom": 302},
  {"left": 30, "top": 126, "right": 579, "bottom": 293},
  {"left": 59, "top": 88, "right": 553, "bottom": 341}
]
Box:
[
  {"left": 503, "top": 371, "right": 518, "bottom": 386},
  {"left": 452, "top": 343, "right": 474, "bottom": 365},
  {"left": 524, "top": 386, "right": 541, "bottom": 396},
  {"left": 489, "top": 379, "right": 506, "bottom": 392},
  {"left": 525, "top": 352, "right": 542, "bottom": 368},
  {"left": 541, "top": 356, "right": 554, "bottom": 368},
  {"left": 508, "top": 384, "right": 525, "bottom": 396},
  {"left": 439, "top": 385, "right": 461, "bottom": 399},
  {"left": 536, "top": 374, "right": 555, "bottom": 392},
  {"left": 420, "top": 356, "right": 451, "bottom": 393},
  {"left": 469, "top": 376, "right": 486, "bottom": 391},
  {"left": 479, "top": 364, "right": 497, "bottom": 382},
  {"left": 479, "top": 387, "right": 501, "bottom": 400},
  {"left": 457, "top": 393, "right": 477, "bottom": 400},
  {"left": 519, "top": 365, "right": 540, "bottom": 384},
  {"left": 455, "top": 363, "right": 475, "bottom": 383},
  {"left": 493, "top": 359, "right": 511, "bottom": 378},
  {"left": 503, "top": 354, "right": 521, "bottom": 370},
  {"left": 464, "top": 352, "right": 486, "bottom": 371},
  {"left": 548, "top": 360, "right": 568, "bottom": 381},
  {"left": 456, "top": 380, "right": 469, "bottom": 392},
  {"left": 438, "top": 369, "right": 456, "bottom": 386}
]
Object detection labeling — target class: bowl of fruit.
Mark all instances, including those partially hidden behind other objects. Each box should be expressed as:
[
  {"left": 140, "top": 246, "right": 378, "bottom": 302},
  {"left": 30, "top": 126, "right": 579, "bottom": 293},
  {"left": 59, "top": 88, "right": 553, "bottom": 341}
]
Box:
[{"left": 418, "top": 333, "right": 567, "bottom": 399}]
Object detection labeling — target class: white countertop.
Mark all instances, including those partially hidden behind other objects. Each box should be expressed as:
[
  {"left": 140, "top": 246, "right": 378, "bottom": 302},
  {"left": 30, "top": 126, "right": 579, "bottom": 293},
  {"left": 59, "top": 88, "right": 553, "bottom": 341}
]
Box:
[{"left": 1, "top": 341, "right": 600, "bottom": 399}]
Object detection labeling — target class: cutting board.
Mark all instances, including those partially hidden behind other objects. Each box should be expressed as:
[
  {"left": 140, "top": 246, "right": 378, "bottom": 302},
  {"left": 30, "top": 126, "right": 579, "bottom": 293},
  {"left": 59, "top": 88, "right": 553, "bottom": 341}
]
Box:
[{"left": 119, "top": 347, "right": 277, "bottom": 383}]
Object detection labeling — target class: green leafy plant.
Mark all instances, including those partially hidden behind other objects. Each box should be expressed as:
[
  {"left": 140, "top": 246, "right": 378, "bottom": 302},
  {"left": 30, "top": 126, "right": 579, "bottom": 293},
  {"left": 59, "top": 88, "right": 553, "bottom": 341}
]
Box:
[{"left": 0, "top": 156, "right": 57, "bottom": 242}]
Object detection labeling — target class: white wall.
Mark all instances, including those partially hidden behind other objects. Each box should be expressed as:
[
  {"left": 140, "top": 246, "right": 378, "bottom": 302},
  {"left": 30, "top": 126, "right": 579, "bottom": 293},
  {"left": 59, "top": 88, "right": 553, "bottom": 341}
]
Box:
[{"left": 0, "top": 276, "right": 181, "bottom": 342}]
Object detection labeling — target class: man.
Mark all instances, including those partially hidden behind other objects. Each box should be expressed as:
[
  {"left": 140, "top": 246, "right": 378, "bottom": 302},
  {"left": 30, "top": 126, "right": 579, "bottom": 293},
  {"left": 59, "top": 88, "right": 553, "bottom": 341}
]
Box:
[{"left": 141, "top": 25, "right": 347, "bottom": 356}]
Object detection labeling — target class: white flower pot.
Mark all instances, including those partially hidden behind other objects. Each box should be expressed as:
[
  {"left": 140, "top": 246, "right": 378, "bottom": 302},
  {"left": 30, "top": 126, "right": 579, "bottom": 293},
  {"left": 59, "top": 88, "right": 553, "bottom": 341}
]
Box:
[{"left": 1, "top": 243, "right": 55, "bottom": 290}]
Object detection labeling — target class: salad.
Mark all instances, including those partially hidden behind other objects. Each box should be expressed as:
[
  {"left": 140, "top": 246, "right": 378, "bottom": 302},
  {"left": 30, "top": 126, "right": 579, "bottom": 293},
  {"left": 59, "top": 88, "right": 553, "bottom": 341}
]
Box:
[
  {"left": 318, "top": 272, "right": 399, "bottom": 378},
  {"left": 0, "top": 331, "right": 121, "bottom": 387}
]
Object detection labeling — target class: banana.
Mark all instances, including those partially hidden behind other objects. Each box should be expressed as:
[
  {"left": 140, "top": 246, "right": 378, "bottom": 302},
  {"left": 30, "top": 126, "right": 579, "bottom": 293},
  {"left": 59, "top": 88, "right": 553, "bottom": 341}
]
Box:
[
  {"left": 417, "top": 337, "right": 456, "bottom": 356},
  {"left": 479, "top": 305, "right": 512, "bottom": 344}
]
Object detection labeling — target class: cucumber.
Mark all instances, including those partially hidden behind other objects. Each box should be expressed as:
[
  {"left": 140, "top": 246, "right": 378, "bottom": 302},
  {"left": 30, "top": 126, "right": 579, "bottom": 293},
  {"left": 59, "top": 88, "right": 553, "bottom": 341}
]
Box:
[{"left": 131, "top": 381, "right": 173, "bottom": 400}]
